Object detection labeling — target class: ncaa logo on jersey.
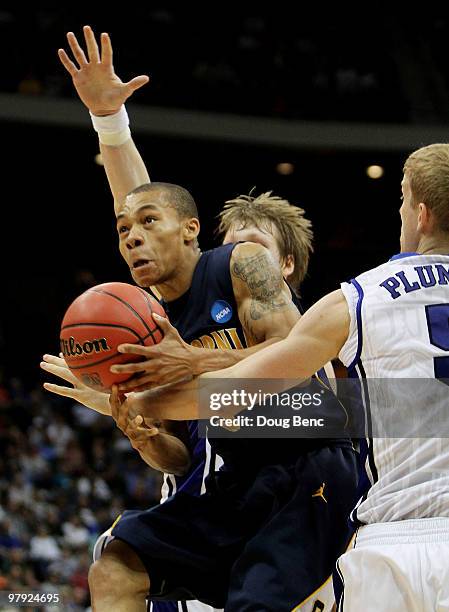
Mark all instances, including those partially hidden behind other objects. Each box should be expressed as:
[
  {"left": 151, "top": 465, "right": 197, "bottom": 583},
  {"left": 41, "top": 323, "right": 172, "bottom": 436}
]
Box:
[{"left": 211, "top": 300, "right": 233, "bottom": 323}]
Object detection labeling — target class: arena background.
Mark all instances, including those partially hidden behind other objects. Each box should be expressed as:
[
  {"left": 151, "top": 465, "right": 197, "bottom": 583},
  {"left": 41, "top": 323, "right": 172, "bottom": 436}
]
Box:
[{"left": 1, "top": 6, "right": 449, "bottom": 610}]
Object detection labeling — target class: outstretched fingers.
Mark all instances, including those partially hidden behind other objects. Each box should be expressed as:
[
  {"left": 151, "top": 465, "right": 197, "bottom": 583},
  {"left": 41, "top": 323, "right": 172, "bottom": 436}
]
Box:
[
  {"left": 41, "top": 354, "right": 78, "bottom": 384},
  {"left": 40, "top": 360, "right": 77, "bottom": 385},
  {"left": 100, "top": 32, "right": 113, "bottom": 66},
  {"left": 125, "top": 75, "right": 150, "bottom": 94},
  {"left": 66, "top": 31, "right": 88, "bottom": 67},
  {"left": 83, "top": 25, "right": 100, "bottom": 63},
  {"left": 42, "top": 354, "right": 67, "bottom": 367},
  {"left": 43, "top": 382, "right": 78, "bottom": 399},
  {"left": 57, "top": 48, "right": 78, "bottom": 76}
]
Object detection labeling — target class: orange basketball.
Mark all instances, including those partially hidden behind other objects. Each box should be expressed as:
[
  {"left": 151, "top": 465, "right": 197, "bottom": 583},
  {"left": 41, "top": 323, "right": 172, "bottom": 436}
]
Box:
[{"left": 60, "top": 282, "right": 166, "bottom": 392}]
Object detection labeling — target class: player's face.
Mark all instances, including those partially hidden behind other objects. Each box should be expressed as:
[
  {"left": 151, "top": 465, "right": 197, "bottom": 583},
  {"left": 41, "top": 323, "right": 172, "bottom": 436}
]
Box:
[
  {"left": 399, "top": 174, "right": 420, "bottom": 252},
  {"left": 117, "top": 191, "right": 188, "bottom": 287},
  {"left": 223, "top": 223, "right": 293, "bottom": 278}
]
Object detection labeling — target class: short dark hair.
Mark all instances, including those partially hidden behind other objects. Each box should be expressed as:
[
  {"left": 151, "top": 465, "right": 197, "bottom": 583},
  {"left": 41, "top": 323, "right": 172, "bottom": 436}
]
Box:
[{"left": 128, "top": 182, "right": 199, "bottom": 219}]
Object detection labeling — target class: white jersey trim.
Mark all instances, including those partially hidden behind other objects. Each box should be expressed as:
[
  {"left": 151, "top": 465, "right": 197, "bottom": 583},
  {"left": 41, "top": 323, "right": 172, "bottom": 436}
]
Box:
[{"left": 339, "top": 281, "right": 361, "bottom": 368}]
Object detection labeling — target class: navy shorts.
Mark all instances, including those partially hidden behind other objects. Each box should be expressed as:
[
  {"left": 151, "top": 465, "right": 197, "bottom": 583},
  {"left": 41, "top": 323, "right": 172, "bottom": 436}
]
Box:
[{"left": 112, "top": 443, "right": 358, "bottom": 611}]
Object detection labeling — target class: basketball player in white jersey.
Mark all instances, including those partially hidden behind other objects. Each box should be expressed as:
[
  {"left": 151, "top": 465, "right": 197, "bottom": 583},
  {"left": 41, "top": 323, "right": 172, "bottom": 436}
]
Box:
[{"left": 119, "top": 143, "right": 449, "bottom": 610}]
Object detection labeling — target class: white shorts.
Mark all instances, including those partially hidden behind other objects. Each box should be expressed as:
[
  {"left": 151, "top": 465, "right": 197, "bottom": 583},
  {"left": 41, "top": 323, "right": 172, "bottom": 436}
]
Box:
[{"left": 335, "top": 517, "right": 449, "bottom": 611}]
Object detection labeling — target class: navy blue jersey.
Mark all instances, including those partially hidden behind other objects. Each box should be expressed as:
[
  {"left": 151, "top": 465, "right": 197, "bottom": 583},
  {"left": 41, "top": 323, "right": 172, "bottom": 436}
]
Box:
[
  {"left": 158, "top": 243, "right": 246, "bottom": 499},
  {"left": 161, "top": 243, "right": 245, "bottom": 347},
  {"left": 159, "top": 243, "right": 349, "bottom": 477}
]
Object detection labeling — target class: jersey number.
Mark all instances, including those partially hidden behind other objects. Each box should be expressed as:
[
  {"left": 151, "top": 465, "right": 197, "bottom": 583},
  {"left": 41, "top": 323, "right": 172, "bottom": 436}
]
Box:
[{"left": 426, "top": 304, "right": 449, "bottom": 382}]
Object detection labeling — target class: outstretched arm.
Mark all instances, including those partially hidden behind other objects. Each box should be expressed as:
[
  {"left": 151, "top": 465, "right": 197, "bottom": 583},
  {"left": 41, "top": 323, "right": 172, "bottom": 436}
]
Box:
[
  {"left": 58, "top": 25, "right": 150, "bottom": 211},
  {"left": 212, "top": 289, "right": 350, "bottom": 381}
]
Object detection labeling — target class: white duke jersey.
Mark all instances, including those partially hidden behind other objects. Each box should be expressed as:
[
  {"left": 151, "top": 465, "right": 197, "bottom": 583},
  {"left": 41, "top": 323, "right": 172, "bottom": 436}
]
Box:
[{"left": 339, "top": 253, "right": 449, "bottom": 524}]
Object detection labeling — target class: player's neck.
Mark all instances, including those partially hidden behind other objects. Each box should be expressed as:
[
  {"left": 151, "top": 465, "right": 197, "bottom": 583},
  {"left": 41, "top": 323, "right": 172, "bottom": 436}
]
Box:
[
  {"left": 417, "top": 234, "right": 449, "bottom": 255},
  {"left": 155, "top": 249, "right": 202, "bottom": 302}
]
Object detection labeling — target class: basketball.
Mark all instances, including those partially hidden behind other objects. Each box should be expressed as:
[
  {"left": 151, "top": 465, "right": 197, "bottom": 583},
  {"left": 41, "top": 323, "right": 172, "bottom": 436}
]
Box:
[{"left": 60, "top": 282, "right": 166, "bottom": 392}]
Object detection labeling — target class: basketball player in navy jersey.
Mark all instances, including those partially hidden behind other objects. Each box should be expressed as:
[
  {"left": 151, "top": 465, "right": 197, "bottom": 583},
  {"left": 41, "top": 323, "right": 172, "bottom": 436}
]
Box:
[
  {"left": 43, "top": 180, "right": 357, "bottom": 612},
  {"left": 41, "top": 26, "right": 358, "bottom": 611},
  {"left": 42, "top": 190, "right": 346, "bottom": 611},
  {"left": 134, "top": 144, "right": 449, "bottom": 610}
]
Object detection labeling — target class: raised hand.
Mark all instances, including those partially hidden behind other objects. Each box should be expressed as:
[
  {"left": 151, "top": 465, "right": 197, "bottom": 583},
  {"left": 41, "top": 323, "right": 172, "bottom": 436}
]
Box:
[
  {"left": 40, "top": 353, "right": 111, "bottom": 415},
  {"left": 58, "top": 25, "right": 149, "bottom": 116}
]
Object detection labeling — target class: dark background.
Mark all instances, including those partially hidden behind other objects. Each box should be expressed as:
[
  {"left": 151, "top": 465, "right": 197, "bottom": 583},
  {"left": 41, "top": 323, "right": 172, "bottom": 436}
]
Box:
[
  {"left": 2, "top": 7, "right": 449, "bottom": 608},
  {"left": 2, "top": 6, "right": 449, "bottom": 383}
]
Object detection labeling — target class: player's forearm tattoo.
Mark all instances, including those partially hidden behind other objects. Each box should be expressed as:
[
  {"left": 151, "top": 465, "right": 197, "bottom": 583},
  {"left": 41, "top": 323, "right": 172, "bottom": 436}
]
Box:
[{"left": 232, "top": 252, "right": 288, "bottom": 320}]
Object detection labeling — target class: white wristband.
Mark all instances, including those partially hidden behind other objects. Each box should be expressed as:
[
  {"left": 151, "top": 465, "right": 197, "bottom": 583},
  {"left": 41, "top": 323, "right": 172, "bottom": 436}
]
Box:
[{"left": 89, "top": 105, "right": 131, "bottom": 146}]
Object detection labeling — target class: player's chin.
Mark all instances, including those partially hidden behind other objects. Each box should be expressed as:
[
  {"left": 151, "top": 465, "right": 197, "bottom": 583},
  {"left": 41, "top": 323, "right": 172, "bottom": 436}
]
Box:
[{"left": 131, "top": 267, "right": 160, "bottom": 287}]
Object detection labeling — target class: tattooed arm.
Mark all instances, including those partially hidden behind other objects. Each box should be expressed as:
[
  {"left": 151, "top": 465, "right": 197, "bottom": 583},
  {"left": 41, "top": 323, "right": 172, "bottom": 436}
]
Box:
[{"left": 230, "top": 242, "right": 300, "bottom": 347}]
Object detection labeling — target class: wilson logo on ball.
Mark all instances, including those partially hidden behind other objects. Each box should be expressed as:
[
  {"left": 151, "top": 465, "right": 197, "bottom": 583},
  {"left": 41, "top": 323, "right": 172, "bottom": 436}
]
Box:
[
  {"left": 60, "top": 282, "right": 166, "bottom": 391},
  {"left": 60, "top": 336, "right": 111, "bottom": 358}
]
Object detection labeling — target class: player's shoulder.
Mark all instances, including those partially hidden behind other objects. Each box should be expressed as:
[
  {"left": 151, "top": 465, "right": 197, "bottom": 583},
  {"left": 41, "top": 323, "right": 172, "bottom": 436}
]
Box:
[
  {"left": 196, "top": 244, "right": 236, "bottom": 287},
  {"left": 349, "top": 254, "right": 409, "bottom": 286},
  {"left": 202, "top": 243, "right": 237, "bottom": 261},
  {"left": 351, "top": 252, "right": 449, "bottom": 287},
  {"left": 199, "top": 243, "right": 236, "bottom": 268}
]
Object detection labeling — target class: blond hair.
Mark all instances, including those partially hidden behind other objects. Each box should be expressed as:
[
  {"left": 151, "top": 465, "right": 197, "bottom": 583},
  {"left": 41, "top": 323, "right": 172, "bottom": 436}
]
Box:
[
  {"left": 403, "top": 143, "right": 449, "bottom": 233},
  {"left": 217, "top": 191, "right": 313, "bottom": 290}
]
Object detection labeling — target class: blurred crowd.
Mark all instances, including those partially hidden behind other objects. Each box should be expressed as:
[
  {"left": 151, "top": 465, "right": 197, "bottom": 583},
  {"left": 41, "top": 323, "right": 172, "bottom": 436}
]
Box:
[
  {"left": 0, "top": 376, "right": 161, "bottom": 611},
  {"left": 2, "top": 7, "right": 449, "bottom": 123}
]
